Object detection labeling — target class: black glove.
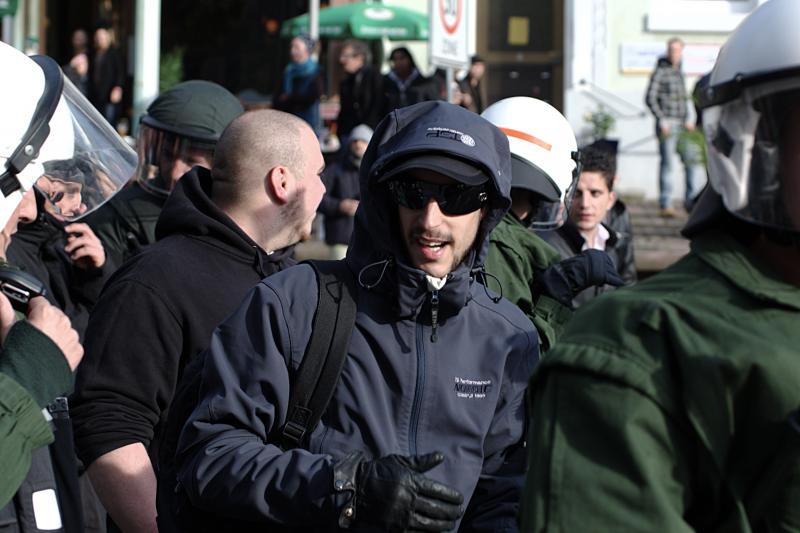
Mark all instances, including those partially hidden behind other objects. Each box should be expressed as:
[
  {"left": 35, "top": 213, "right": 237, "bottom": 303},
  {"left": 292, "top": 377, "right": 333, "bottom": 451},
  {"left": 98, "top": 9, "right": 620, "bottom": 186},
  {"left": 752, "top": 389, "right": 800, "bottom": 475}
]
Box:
[
  {"left": 334, "top": 451, "right": 464, "bottom": 532},
  {"left": 534, "top": 249, "right": 625, "bottom": 308}
]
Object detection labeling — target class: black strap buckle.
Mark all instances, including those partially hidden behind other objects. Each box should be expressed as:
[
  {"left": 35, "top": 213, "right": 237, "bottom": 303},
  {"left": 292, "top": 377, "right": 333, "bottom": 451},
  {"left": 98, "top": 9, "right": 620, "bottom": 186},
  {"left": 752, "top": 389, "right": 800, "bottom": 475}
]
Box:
[{"left": 281, "top": 406, "right": 313, "bottom": 447}]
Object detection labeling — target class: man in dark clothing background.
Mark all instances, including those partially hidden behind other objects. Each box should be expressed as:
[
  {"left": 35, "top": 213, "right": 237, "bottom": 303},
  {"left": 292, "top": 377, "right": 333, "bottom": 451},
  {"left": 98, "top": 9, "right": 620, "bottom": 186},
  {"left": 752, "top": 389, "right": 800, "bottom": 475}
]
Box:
[
  {"left": 89, "top": 23, "right": 124, "bottom": 127},
  {"left": 336, "top": 40, "right": 384, "bottom": 139},
  {"left": 382, "top": 47, "right": 441, "bottom": 115},
  {"left": 174, "top": 101, "right": 537, "bottom": 532},
  {"left": 456, "top": 55, "right": 486, "bottom": 114},
  {"left": 318, "top": 124, "right": 372, "bottom": 259},
  {"left": 85, "top": 80, "right": 244, "bottom": 268},
  {"left": 70, "top": 110, "right": 325, "bottom": 533}
]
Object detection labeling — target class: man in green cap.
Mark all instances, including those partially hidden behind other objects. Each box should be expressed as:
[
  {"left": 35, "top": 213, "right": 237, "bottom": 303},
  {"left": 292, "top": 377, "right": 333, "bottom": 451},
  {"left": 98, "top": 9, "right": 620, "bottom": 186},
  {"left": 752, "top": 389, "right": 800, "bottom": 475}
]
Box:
[
  {"left": 85, "top": 80, "right": 245, "bottom": 267},
  {"left": 521, "top": 1, "right": 800, "bottom": 530}
]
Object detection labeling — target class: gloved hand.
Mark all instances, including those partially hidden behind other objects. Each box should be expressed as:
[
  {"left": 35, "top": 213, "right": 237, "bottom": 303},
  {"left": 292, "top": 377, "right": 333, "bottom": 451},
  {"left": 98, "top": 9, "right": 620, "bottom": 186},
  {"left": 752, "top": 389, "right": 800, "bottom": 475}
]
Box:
[
  {"left": 334, "top": 451, "right": 464, "bottom": 532},
  {"left": 534, "top": 249, "right": 624, "bottom": 308}
]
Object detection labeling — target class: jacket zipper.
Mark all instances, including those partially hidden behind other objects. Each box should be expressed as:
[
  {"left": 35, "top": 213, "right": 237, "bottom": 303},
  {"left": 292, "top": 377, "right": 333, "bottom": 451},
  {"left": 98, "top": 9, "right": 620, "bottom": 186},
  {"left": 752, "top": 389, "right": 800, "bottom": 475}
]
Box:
[
  {"left": 430, "top": 290, "right": 439, "bottom": 342},
  {"left": 410, "top": 320, "right": 427, "bottom": 456}
]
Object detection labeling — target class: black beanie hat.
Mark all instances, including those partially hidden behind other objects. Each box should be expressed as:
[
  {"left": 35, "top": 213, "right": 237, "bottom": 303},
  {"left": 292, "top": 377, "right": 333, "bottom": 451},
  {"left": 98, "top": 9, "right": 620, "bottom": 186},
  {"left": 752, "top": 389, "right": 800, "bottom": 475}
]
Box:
[{"left": 141, "top": 80, "right": 245, "bottom": 142}]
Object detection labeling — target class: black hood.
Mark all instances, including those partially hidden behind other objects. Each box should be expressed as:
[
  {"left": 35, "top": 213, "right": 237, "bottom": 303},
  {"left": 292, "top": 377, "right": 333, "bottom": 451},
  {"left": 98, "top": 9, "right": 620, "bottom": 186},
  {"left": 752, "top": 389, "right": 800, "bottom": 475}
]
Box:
[
  {"left": 155, "top": 167, "right": 295, "bottom": 272},
  {"left": 346, "top": 101, "right": 512, "bottom": 318}
]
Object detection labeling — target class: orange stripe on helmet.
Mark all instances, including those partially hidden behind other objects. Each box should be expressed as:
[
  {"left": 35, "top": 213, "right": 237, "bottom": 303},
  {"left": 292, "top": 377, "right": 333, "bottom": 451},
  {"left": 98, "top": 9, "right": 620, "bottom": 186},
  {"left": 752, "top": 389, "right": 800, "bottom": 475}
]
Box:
[{"left": 499, "top": 127, "right": 552, "bottom": 151}]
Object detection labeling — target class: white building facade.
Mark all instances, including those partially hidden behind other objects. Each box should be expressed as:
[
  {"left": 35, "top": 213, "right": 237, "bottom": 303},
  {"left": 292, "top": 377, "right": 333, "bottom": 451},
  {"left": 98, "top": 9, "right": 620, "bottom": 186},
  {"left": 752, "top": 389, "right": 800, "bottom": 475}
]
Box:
[{"left": 564, "top": 0, "right": 768, "bottom": 199}]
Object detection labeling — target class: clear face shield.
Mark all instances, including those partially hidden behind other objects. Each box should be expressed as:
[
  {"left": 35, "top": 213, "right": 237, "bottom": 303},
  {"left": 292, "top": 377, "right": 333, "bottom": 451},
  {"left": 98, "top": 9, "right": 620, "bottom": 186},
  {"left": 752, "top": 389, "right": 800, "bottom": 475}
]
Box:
[
  {"left": 703, "top": 80, "right": 800, "bottom": 234},
  {"left": 522, "top": 152, "right": 580, "bottom": 230},
  {"left": 136, "top": 121, "right": 215, "bottom": 197},
  {"left": 33, "top": 77, "right": 137, "bottom": 222}
]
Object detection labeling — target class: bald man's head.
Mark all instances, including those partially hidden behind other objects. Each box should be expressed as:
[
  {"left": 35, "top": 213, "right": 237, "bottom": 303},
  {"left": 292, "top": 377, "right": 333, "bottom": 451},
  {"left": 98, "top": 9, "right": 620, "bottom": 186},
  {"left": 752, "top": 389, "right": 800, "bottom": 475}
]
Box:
[{"left": 211, "top": 109, "right": 310, "bottom": 206}]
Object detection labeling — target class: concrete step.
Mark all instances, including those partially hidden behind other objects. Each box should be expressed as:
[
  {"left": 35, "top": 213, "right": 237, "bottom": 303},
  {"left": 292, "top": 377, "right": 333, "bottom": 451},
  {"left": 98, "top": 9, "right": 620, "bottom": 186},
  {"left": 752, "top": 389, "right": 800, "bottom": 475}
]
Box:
[{"left": 620, "top": 195, "right": 691, "bottom": 276}]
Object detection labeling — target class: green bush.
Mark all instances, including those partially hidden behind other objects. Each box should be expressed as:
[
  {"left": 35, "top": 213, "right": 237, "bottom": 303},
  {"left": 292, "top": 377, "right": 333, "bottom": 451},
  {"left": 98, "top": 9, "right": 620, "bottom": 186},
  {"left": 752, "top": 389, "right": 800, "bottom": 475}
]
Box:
[
  {"left": 584, "top": 105, "right": 616, "bottom": 140},
  {"left": 677, "top": 129, "right": 707, "bottom": 165}
]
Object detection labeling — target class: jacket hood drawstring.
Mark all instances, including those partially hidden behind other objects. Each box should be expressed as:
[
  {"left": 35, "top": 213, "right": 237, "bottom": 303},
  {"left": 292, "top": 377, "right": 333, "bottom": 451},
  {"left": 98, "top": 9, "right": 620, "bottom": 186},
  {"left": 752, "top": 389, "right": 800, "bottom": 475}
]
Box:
[
  {"left": 253, "top": 246, "right": 267, "bottom": 278},
  {"left": 471, "top": 266, "right": 503, "bottom": 304},
  {"left": 357, "top": 258, "right": 392, "bottom": 290}
]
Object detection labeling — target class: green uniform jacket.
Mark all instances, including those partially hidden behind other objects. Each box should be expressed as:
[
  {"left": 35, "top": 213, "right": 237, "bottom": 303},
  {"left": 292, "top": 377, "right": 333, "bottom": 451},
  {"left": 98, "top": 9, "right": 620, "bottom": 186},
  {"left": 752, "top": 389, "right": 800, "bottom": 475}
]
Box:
[
  {"left": 486, "top": 212, "right": 571, "bottom": 352},
  {"left": 84, "top": 181, "right": 166, "bottom": 268},
  {"left": 521, "top": 231, "right": 800, "bottom": 532},
  {"left": 0, "top": 321, "right": 71, "bottom": 507}
]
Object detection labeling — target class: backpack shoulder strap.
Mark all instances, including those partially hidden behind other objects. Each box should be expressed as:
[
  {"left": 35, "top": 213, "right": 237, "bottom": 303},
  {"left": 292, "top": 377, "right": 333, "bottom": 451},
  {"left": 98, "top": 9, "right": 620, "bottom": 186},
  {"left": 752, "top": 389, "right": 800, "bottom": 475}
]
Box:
[{"left": 279, "top": 259, "right": 358, "bottom": 450}]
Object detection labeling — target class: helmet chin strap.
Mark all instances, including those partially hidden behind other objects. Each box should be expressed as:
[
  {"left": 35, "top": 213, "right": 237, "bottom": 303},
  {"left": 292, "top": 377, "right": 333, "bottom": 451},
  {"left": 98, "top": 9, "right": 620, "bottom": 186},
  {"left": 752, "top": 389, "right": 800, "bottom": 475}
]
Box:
[{"left": 0, "top": 55, "right": 63, "bottom": 199}]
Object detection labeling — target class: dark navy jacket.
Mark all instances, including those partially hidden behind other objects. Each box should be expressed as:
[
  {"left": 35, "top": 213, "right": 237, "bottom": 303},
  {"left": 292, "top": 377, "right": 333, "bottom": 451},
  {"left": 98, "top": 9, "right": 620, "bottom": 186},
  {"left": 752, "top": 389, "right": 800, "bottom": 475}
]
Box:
[
  {"left": 317, "top": 154, "right": 360, "bottom": 246},
  {"left": 175, "top": 102, "right": 539, "bottom": 531}
]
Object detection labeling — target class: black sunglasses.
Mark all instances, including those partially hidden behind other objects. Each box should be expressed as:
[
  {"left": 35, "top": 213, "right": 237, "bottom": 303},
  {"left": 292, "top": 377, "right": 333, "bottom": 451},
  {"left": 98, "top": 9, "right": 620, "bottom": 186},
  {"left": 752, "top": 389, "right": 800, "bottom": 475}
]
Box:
[{"left": 387, "top": 179, "right": 489, "bottom": 216}]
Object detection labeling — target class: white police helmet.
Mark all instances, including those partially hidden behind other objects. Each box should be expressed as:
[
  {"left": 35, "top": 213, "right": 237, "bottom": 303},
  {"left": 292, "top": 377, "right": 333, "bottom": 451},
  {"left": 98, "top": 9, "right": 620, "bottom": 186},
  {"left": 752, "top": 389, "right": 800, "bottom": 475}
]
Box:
[
  {"left": 0, "top": 41, "right": 136, "bottom": 227},
  {"left": 481, "top": 96, "right": 579, "bottom": 229},
  {"left": 695, "top": 0, "right": 800, "bottom": 235}
]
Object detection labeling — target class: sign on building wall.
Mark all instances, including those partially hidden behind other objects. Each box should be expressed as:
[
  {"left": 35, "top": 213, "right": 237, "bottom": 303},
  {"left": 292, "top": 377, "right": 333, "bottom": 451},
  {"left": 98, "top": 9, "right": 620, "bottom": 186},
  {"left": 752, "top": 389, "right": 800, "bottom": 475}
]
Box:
[
  {"left": 620, "top": 42, "right": 721, "bottom": 76},
  {"left": 429, "top": 0, "right": 472, "bottom": 69}
]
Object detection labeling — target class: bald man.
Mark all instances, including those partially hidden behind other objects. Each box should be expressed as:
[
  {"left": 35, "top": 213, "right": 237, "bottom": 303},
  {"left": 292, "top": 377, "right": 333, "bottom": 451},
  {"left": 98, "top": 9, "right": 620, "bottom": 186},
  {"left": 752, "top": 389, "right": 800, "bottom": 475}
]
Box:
[{"left": 70, "top": 110, "right": 326, "bottom": 533}]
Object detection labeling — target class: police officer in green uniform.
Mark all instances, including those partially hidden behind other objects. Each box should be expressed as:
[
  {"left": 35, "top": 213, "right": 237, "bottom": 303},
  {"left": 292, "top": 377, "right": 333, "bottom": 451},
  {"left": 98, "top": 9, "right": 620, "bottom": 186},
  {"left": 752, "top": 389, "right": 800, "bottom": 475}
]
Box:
[
  {"left": 85, "top": 80, "right": 244, "bottom": 267},
  {"left": 521, "top": 1, "right": 800, "bottom": 530},
  {"left": 483, "top": 97, "right": 623, "bottom": 351}
]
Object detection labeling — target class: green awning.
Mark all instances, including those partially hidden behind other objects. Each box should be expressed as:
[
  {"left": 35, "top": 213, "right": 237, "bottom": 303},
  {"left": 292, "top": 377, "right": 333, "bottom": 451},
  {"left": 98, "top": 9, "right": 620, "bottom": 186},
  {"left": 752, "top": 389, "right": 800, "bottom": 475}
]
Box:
[
  {"left": 282, "top": 3, "right": 428, "bottom": 41},
  {"left": 0, "top": 0, "right": 18, "bottom": 17}
]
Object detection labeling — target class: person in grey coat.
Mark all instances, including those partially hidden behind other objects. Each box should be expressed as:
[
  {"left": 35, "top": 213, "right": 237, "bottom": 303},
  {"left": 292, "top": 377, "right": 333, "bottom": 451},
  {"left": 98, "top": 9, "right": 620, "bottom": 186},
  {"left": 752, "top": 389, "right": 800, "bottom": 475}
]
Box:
[{"left": 174, "top": 101, "right": 538, "bottom": 532}]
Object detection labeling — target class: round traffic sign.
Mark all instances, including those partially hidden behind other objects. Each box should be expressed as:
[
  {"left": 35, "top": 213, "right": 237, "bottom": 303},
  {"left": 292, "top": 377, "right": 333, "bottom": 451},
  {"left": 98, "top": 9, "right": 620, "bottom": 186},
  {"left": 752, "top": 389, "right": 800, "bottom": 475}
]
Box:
[{"left": 439, "top": 0, "right": 462, "bottom": 35}]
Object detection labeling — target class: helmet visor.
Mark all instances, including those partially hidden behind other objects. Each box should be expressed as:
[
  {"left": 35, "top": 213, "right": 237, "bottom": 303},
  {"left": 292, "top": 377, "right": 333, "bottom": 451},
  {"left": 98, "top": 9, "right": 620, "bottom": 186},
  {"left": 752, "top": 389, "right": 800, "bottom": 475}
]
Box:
[
  {"left": 34, "top": 76, "right": 137, "bottom": 221},
  {"left": 703, "top": 79, "right": 800, "bottom": 233},
  {"left": 136, "top": 122, "right": 215, "bottom": 196},
  {"left": 522, "top": 154, "right": 580, "bottom": 230}
]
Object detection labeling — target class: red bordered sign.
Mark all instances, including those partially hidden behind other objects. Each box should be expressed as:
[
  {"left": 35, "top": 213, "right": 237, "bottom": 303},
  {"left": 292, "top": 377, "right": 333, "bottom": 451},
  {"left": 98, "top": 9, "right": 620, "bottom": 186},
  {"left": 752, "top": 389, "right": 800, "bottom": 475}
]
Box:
[{"left": 439, "top": 0, "right": 462, "bottom": 35}]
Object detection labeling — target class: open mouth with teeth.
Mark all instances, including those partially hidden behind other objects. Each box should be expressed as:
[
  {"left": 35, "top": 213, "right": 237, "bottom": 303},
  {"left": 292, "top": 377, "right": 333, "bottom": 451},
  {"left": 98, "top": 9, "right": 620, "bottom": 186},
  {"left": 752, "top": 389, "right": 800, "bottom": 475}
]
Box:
[{"left": 416, "top": 236, "right": 450, "bottom": 260}]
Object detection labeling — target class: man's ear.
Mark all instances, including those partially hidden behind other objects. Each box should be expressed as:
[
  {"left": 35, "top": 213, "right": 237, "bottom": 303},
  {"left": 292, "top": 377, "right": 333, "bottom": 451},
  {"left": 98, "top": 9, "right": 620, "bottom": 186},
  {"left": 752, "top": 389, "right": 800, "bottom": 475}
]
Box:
[
  {"left": 266, "top": 166, "right": 291, "bottom": 205},
  {"left": 608, "top": 190, "right": 617, "bottom": 210}
]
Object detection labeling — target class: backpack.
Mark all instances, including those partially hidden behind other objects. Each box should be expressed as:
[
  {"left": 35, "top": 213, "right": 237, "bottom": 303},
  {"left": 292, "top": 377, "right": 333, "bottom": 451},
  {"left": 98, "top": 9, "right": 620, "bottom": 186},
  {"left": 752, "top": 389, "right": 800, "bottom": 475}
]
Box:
[
  {"left": 276, "top": 260, "right": 358, "bottom": 450},
  {"left": 164, "top": 259, "right": 358, "bottom": 532}
]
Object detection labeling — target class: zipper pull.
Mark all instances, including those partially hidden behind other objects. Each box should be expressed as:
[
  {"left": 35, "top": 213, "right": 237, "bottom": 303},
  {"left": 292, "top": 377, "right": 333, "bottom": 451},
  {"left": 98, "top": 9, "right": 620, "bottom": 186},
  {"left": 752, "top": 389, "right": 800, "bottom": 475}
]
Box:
[{"left": 430, "top": 290, "right": 439, "bottom": 343}]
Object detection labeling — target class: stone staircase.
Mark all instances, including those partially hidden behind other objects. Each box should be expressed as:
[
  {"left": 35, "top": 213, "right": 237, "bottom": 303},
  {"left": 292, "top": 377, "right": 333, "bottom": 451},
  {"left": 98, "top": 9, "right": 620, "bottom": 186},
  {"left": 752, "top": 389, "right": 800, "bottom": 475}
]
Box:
[{"left": 622, "top": 194, "right": 691, "bottom": 277}]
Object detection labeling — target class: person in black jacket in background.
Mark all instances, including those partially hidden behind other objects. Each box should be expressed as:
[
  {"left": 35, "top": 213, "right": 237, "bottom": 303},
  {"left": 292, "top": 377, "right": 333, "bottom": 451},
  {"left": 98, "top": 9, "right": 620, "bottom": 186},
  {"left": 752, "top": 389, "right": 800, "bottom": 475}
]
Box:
[
  {"left": 382, "top": 47, "right": 440, "bottom": 115},
  {"left": 538, "top": 146, "right": 636, "bottom": 306},
  {"left": 318, "top": 124, "right": 372, "bottom": 259},
  {"left": 336, "top": 40, "right": 384, "bottom": 139},
  {"left": 89, "top": 22, "right": 124, "bottom": 127},
  {"left": 70, "top": 110, "right": 326, "bottom": 533}
]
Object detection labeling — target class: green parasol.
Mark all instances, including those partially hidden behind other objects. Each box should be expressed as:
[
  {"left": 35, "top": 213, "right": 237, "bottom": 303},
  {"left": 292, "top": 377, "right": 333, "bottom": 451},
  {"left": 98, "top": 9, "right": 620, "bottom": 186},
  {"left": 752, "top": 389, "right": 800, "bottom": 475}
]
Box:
[{"left": 281, "top": 2, "right": 429, "bottom": 41}]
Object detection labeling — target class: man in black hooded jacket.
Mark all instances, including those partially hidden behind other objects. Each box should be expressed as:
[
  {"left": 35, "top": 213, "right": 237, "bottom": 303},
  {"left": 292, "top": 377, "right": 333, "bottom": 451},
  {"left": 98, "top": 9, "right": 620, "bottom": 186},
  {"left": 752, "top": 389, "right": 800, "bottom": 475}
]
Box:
[
  {"left": 70, "top": 109, "right": 326, "bottom": 533},
  {"left": 8, "top": 190, "right": 111, "bottom": 340}
]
